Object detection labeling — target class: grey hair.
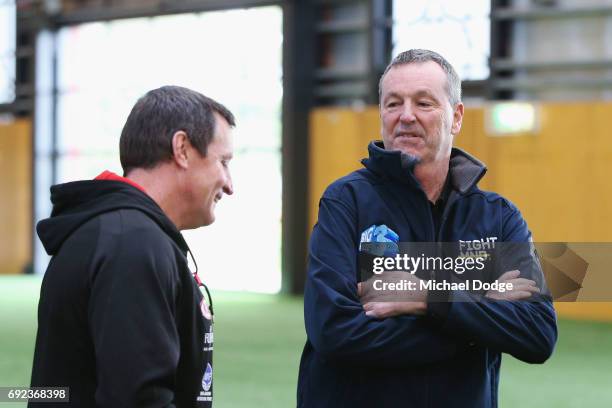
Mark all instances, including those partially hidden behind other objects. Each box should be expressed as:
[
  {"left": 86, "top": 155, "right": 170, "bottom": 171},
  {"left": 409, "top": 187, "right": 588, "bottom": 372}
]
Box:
[{"left": 378, "top": 49, "right": 462, "bottom": 106}]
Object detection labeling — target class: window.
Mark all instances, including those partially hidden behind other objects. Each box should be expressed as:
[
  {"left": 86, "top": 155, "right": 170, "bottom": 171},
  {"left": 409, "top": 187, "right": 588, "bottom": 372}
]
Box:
[
  {"left": 0, "top": 0, "right": 16, "bottom": 103},
  {"left": 393, "top": 0, "right": 490, "bottom": 80},
  {"left": 50, "top": 6, "right": 283, "bottom": 293}
]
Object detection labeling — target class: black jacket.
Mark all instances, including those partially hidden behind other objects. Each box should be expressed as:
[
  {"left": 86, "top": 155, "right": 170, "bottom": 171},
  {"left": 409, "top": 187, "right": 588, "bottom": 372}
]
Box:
[{"left": 30, "top": 180, "right": 213, "bottom": 407}]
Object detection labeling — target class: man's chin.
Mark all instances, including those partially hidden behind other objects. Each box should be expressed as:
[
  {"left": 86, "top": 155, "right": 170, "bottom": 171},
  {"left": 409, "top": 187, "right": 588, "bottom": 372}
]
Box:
[
  {"left": 182, "top": 213, "right": 215, "bottom": 230},
  {"left": 391, "top": 146, "right": 422, "bottom": 164},
  {"left": 202, "top": 213, "right": 215, "bottom": 227},
  {"left": 389, "top": 142, "right": 419, "bottom": 155}
]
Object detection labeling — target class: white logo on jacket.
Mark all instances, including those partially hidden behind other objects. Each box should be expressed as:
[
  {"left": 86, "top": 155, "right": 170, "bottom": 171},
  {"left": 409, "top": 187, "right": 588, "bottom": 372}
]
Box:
[
  {"left": 459, "top": 237, "right": 498, "bottom": 259},
  {"left": 202, "top": 362, "right": 213, "bottom": 392}
]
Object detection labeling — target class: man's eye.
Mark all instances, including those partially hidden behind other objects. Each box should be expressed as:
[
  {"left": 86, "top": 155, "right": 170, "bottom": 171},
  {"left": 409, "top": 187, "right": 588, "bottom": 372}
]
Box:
[{"left": 386, "top": 101, "right": 399, "bottom": 108}]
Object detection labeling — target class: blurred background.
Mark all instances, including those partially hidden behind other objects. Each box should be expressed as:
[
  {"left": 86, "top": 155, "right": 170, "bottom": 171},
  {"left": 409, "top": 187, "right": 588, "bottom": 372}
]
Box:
[{"left": 1, "top": 0, "right": 612, "bottom": 406}]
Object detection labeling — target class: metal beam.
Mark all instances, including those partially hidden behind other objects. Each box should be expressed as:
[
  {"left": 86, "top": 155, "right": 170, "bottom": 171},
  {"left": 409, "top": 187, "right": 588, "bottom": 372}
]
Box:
[
  {"left": 492, "top": 58, "right": 612, "bottom": 72},
  {"left": 315, "top": 66, "right": 368, "bottom": 80},
  {"left": 489, "top": 0, "right": 513, "bottom": 100},
  {"left": 54, "top": 0, "right": 280, "bottom": 25},
  {"left": 314, "top": 82, "right": 368, "bottom": 98},
  {"left": 492, "top": 5, "right": 612, "bottom": 20},
  {"left": 281, "top": 0, "right": 315, "bottom": 294},
  {"left": 316, "top": 19, "right": 369, "bottom": 33},
  {"left": 492, "top": 76, "right": 612, "bottom": 90}
]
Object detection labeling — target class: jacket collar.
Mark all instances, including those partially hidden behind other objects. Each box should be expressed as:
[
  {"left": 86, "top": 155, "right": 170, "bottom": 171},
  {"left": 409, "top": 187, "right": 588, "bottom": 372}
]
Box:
[{"left": 361, "top": 140, "right": 487, "bottom": 194}]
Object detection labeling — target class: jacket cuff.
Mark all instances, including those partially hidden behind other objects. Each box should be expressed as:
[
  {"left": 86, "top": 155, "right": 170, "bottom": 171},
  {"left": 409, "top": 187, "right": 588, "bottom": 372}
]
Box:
[{"left": 427, "top": 289, "right": 452, "bottom": 323}]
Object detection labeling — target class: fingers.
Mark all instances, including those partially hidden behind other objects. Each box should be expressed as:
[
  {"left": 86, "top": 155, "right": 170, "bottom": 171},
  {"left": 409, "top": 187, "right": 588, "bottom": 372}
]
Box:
[
  {"left": 357, "top": 282, "right": 363, "bottom": 297},
  {"left": 497, "top": 270, "right": 520, "bottom": 281},
  {"left": 365, "top": 304, "right": 399, "bottom": 319},
  {"left": 491, "top": 271, "right": 541, "bottom": 300},
  {"left": 506, "top": 277, "right": 540, "bottom": 296},
  {"left": 512, "top": 283, "right": 540, "bottom": 293},
  {"left": 508, "top": 278, "right": 537, "bottom": 287},
  {"left": 363, "top": 301, "right": 426, "bottom": 318},
  {"left": 485, "top": 281, "right": 541, "bottom": 300},
  {"left": 505, "top": 290, "right": 537, "bottom": 301},
  {"left": 363, "top": 302, "right": 386, "bottom": 318},
  {"left": 506, "top": 279, "right": 540, "bottom": 296}
]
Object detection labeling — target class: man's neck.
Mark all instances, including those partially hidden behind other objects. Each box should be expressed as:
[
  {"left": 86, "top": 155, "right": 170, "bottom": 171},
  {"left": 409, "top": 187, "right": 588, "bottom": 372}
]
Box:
[
  {"left": 413, "top": 160, "right": 449, "bottom": 203},
  {"left": 126, "top": 166, "right": 185, "bottom": 230}
]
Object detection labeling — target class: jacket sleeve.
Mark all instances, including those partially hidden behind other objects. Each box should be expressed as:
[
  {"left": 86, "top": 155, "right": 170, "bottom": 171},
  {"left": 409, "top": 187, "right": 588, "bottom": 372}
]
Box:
[
  {"left": 429, "top": 202, "right": 558, "bottom": 364},
  {"left": 88, "top": 225, "right": 179, "bottom": 407},
  {"left": 305, "top": 193, "right": 463, "bottom": 367}
]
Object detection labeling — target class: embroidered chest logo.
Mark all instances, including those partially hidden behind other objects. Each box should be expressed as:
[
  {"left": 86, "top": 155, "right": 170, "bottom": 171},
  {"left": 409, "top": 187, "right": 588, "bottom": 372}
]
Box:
[
  {"left": 459, "top": 237, "right": 498, "bottom": 259},
  {"left": 202, "top": 363, "right": 213, "bottom": 392}
]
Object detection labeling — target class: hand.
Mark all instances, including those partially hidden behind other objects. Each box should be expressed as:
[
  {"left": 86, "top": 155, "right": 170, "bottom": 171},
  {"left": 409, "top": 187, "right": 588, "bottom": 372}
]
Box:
[
  {"left": 358, "top": 271, "right": 428, "bottom": 318},
  {"left": 358, "top": 271, "right": 426, "bottom": 303},
  {"left": 362, "top": 301, "right": 427, "bottom": 319},
  {"left": 485, "top": 270, "right": 540, "bottom": 301}
]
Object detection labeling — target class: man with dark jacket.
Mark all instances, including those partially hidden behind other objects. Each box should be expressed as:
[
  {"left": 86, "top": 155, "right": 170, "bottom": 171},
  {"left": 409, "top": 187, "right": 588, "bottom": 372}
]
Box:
[
  {"left": 297, "top": 49, "right": 557, "bottom": 407},
  {"left": 30, "top": 86, "right": 235, "bottom": 407}
]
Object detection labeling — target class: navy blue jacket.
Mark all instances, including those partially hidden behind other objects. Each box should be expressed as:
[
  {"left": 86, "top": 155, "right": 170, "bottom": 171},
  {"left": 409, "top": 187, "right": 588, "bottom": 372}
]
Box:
[{"left": 297, "top": 141, "right": 557, "bottom": 408}]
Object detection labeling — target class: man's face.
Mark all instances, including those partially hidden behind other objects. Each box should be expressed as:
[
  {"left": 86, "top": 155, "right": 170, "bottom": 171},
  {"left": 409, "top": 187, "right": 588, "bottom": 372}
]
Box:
[
  {"left": 379, "top": 61, "right": 463, "bottom": 165},
  {"left": 183, "top": 113, "right": 234, "bottom": 229}
]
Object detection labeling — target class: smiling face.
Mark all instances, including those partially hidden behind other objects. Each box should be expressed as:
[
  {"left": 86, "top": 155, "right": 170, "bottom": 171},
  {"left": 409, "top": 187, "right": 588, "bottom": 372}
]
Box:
[
  {"left": 182, "top": 112, "right": 234, "bottom": 229},
  {"left": 379, "top": 61, "right": 463, "bottom": 166}
]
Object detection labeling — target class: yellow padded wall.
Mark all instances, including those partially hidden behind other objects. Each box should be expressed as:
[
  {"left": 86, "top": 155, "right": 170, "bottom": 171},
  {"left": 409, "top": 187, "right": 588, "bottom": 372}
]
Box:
[
  {"left": 309, "top": 108, "right": 379, "bottom": 229},
  {"left": 457, "top": 103, "right": 612, "bottom": 243},
  {"left": 0, "top": 119, "right": 32, "bottom": 274}
]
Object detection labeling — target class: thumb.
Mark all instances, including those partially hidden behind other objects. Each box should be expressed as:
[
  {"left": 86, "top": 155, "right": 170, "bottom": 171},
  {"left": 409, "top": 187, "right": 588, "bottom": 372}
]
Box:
[{"left": 357, "top": 282, "right": 363, "bottom": 297}]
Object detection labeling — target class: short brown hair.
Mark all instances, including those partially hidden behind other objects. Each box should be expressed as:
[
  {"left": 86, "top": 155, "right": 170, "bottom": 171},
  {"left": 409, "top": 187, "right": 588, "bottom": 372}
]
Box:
[{"left": 120, "top": 85, "right": 235, "bottom": 175}]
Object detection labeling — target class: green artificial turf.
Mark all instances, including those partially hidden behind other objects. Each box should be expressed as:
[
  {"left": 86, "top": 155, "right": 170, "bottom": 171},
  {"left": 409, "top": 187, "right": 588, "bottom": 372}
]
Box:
[{"left": 1, "top": 276, "right": 611, "bottom": 407}]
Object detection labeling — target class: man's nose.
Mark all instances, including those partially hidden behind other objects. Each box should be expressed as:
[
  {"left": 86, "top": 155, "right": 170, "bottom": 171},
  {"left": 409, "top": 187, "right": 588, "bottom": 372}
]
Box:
[
  {"left": 223, "top": 172, "right": 234, "bottom": 196},
  {"left": 399, "top": 102, "right": 416, "bottom": 123}
]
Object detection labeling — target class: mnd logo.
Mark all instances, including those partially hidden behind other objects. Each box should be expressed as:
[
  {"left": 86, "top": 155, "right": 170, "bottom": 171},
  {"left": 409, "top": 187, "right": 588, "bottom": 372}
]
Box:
[{"left": 459, "top": 237, "right": 498, "bottom": 259}]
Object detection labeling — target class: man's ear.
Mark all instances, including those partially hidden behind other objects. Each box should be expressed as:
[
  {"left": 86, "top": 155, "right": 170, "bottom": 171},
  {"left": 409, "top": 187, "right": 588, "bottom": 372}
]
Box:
[
  {"left": 379, "top": 103, "right": 384, "bottom": 137},
  {"left": 172, "top": 131, "right": 190, "bottom": 169},
  {"left": 451, "top": 102, "right": 464, "bottom": 135}
]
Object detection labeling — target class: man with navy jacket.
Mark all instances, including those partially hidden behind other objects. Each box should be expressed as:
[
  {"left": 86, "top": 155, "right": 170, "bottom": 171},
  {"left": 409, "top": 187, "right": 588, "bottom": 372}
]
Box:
[{"left": 297, "top": 49, "right": 557, "bottom": 407}]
